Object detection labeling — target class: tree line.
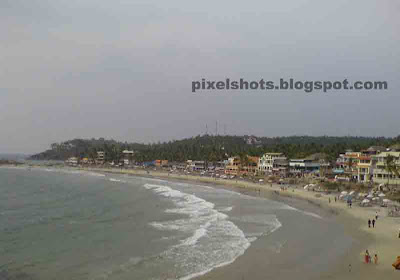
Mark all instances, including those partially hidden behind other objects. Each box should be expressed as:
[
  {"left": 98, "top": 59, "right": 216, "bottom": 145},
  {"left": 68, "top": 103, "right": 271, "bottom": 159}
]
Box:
[{"left": 30, "top": 135, "right": 400, "bottom": 163}]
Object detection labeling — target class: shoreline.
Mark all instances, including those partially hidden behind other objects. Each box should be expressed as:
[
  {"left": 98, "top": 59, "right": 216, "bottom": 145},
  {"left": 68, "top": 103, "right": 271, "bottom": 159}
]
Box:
[{"left": 4, "top": 164, "right": 400, "bottom": 279}]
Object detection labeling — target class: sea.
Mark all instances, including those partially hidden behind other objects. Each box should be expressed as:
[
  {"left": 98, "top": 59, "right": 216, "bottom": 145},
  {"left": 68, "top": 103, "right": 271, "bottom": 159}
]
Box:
[{"left": 0, "top": 166, "right": 332, "bottom": 280}]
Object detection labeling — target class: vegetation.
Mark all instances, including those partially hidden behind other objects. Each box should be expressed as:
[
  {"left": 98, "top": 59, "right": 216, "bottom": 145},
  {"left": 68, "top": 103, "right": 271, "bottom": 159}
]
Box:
[
  {"left": 385, "top": 155, "right": 400, "bottom": 185},
  {"left": 29, "top": 135, "right": 400, "bottom": 163}
]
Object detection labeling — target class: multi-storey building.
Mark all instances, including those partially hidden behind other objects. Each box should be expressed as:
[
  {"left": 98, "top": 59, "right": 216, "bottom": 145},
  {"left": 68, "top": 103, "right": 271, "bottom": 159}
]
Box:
[
  {"left": 258, "top": 153, "right": 287, "bottom": 173},
  {"left": 372, "top": 152, "right": 400, "bottom": 185}
]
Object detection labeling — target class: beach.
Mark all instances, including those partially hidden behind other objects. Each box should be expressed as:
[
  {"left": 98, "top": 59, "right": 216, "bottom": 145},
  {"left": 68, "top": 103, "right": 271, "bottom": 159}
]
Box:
[
  {"left": 2, "top": 165, "right": 399, "bottom": 279},
  {"left": 75, "top": 166, "right": 400, "bottom": 280}
]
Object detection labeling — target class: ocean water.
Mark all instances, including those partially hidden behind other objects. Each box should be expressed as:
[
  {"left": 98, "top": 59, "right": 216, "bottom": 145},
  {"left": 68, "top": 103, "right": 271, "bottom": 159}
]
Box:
[{"left": 0, "top": 167, "right": 309, "bottom": 280}]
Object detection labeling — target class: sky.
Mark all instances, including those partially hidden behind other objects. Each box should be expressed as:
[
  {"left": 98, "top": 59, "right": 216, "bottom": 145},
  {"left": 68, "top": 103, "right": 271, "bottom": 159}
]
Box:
[{"left": 1, "top": 0, "right": 399, "bottom": 154}]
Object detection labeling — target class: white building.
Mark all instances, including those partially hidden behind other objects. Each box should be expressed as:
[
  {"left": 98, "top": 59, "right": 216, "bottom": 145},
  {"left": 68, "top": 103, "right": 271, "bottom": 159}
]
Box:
[
  {"left": 258, "top": 153, "right": 287, "bottom": 173},
  {"left": 188, "top": 160, "right": 206, "bottom": 171},
  {"left": 66, "top": 157, "right": 78, "bottom": 166}
]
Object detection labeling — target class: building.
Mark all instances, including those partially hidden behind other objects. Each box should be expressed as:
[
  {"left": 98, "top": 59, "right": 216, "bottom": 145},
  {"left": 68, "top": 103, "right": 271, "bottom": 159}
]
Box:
[
  {"left": 372, "top": 152, "right": 400, "bottom": 185},
  {"left": 66, "top": 157, "right": 78, "bottom": 166},
  {"left": 258, "top": 153, "right": 287, "bottom": 174},
  {"left": 187, "top": 160, "right": 206, "bottom": 171},
  {"left": 155, "top": 159, "right": 169, "bottom": 167},
  {"left": 289, "top": 159, "right": 320, "bottom": 174},
  {"left": 240, "top": 156, "right": 259, "bottom": 176},
  {"left": 357, "top": 155, "right": 374, "bottom": 183},
  {"left": 272, "top": 158, "right": 289, "bottom": 175},
  {"left": 122, "top": 150, "right": 135, "bottom": 166},
  {"left": 244, "top": 135, "right": 261, "bottom": 146},
  {"left": 225, "top": 157, "right": 241, "bottom": 176},
  {"left": 96, "top": 151, "right": 105, "bottom": 164},
  {"left": 335, "top": 151, "right": 361, "bottom": 181},
  {"left": 224, "top": 156, "right": 259, "bottom": 176}
]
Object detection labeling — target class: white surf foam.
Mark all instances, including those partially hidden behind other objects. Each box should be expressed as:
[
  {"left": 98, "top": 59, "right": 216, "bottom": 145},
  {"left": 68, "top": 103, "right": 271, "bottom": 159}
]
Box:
[
  {"left": 143, "top": 183, "right": 252, "bottom": 280},
  {"left": 109, "top": 178, "right": 126, "bottom": 183},
  {"left": 218, "top": 206, "right": 233, "bottom": 212},
  {"left": 279, "top": 205, "right": 322, "bottom": 219}
]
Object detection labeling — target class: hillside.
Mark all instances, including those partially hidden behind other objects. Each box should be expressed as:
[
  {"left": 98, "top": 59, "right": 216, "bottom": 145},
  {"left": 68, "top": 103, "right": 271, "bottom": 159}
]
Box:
[{"left": 29, "top": 135, "right": 400, "bottom": 163}]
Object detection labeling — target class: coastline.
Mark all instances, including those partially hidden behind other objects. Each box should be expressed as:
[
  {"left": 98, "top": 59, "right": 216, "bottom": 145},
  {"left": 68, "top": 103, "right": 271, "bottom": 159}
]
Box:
[{"left": 5, "top": 164, "right": 400, "bottom": 279}]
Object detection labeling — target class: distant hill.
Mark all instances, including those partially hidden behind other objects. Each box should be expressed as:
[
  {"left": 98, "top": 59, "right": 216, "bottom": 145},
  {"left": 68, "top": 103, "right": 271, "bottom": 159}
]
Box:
[
  {"left": 0, "top": 153, "right": 28, "bottom": 161},
  {"left": 29, "top": 135, "right": 400, "bottom": 163}
]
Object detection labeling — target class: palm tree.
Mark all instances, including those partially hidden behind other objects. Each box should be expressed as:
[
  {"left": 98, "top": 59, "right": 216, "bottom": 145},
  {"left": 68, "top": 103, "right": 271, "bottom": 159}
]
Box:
[
  {"left": 239, "top": 153, "right": 251, "bottom": 176},
  {"left": 385, "top": 155, "right": 400, "bottom": 186}
]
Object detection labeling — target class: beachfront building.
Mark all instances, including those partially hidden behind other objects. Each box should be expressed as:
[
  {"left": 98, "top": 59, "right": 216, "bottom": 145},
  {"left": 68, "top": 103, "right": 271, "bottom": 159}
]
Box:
[
  {"left": 289, "top": 159, "right": 320, "bottom": 174},
  {"left": 240, "top": 156, "right": 260, "bottom": 176},
  {"left": 66, "top": 157, "right": 78, "bottom": 166},
  {"left": 357, "top": 155, "right": 375, "bottom": 183},
  {"left": 122, "top": 150, "right": 135, "bottom": 166},
  {"left": 96, "top": 151, "right": 105, "bottom": 164},
  {"left": 225, "top": 157, "right": 240, "bottom": 176},
  {"left": 155, "top": 159, "right": 169, "bottom": 167},
  {"left": 335, "top": 151, "right": 361, "bottom": 181},
  {"left": 258, "top": 153, "right": 287, "bottom": 174},
  {"left": 372, "top": 151, "right": 400, "bottom": 185},
  {"left": 187, "top": 160, "right": 206, "bottom": 172}
]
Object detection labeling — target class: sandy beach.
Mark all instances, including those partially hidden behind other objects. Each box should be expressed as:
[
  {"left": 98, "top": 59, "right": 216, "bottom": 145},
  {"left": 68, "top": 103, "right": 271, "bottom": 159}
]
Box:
[{"left": 16, "top": 165, "right": 400, "bottom": 279}]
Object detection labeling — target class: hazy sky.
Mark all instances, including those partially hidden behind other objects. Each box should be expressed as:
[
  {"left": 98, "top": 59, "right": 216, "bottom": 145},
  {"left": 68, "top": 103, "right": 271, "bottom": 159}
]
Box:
[{"left": 1, "top": 0, "right": 399, "bottom": 154}]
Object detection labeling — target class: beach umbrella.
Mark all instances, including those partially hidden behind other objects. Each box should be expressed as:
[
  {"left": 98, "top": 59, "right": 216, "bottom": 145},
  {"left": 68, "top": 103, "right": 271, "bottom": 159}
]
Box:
[
  {"left": 367, "top": 194, "right": 373, "bottom": 198},
  {"left": 372, "top": 197, "right": 380, "bottom": 201},
  {"left": 358, "top": 193, "right": 366, "bottom": 197},
  {"left": 304, "top": 185, "right": 309, "bottom": 189},
  {"left": 349, "top": 191, "right": 355, "bottom": 196},
  {"left": 383, "top": 199, "right": 391, "bottom": 203},
  {"left": 362, "top": 199, "right": 370, "bottom": 203},
  {"left": 341, "top": 191, "right": 348, "bottom": 195},
  {"left": 378, "top": 193, "right": 385, "bottom": 197}
]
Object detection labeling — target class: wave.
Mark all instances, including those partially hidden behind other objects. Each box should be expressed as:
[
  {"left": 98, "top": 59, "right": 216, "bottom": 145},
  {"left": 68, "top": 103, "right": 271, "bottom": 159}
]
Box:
[{"left": 143, "top": 183, "right": 251, "bottom": 280}]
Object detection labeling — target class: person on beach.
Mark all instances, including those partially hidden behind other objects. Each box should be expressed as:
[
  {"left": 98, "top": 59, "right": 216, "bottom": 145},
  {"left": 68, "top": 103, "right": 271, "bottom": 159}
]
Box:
[
  {"left": 365, "top": 250, "right": 370, "bottom": 263},
  {"left": 329, "top": 197, "right": 331, "bottom": 203},
  {"left": 334, "top": 196, "right": 337, "bottom": 202},
  {"left": 398, "top": 228, "right": 400, "bottom": 238},
  {"left": 375, "top": 211, "right": 379, "bottom": 220},
  {"left": 349, "top": 201, "right": 352, "bottom": 208},
  {"left": 374, "top": 254, "right": 378, "bottom": 264},
  {"left": 368, "top": 219, "right": 371, "bottom": 228},
  {"left": 372, "top": 219, "right": 375, "bottom": 228}
]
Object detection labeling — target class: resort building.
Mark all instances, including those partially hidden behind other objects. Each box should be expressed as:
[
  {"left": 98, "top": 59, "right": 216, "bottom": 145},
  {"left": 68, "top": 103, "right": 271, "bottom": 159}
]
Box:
[
  {"left": 96, "top": 151, "right": 105, "bottom": 164},
  {"left": 66, "top": 157, "right": 78, "bottom": 166},
  {"left": 289, "top": 159, "right": 320, "bottom": 174},
  {"left": 187, "top": 160, "right": 206, "bottom": 171},
  {"left": 357, "top": 155, "right": 374, "bottom": 183},
  {"left": 240, "top": 156, "right": 260, "bottom": 176},
  {"left": 372, "top": 151, "right": 400, "bottom": 185},
  {"left": 225, "top": 157, "right": 241, "bottom": 176},
  {"left": 122, "top": 150, "right": 135, "bottom": 165},
  {"left": 258, "top": 153, "right": 287, "bottom": 174},
  {"left": 335, "top": 151, "right": 361, "bottom": 181}
]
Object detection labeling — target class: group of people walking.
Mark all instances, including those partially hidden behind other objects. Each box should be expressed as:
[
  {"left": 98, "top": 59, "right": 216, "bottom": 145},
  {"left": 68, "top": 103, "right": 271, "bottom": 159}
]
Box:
[
  {"left": 368, "top": 212, "right": 379, "bottom": 228},
  {"left": 364, "top": 250, "right": 378, "bottom": 264}
]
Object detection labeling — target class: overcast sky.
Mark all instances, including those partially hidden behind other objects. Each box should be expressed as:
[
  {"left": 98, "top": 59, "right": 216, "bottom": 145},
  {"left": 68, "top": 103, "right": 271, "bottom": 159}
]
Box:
[{"left": 1, "top": 0, "right": 399, "bottom": 154}]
